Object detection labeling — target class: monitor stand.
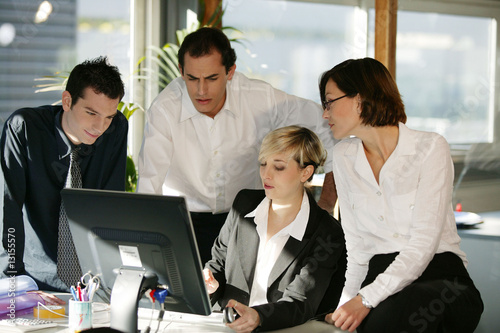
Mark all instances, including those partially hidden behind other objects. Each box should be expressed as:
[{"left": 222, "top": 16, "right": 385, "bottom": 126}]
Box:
[{"left": 109, "top": 268, "right": 159, "bottom": 333}]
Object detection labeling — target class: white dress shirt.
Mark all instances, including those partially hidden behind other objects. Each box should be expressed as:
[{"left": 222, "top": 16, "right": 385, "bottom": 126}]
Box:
[
  {"left": 333, "top": 123, "right": 467, "bottom": 308},
  {"left": 245, "top": 190, "right": 310, "bottom": 306},
  {"left": 137, "top": 72, "right": 334, "bottom": 213}
]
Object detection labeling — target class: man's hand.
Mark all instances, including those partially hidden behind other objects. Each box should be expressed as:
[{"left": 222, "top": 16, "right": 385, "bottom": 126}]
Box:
[
  {"left": 317, "top": 171, "right": 337, "bottom": 214},
  {"left": 203, "top": 268, "right": 219, "bottom": 294},
  {"left": 225, "top": 299, "right": 260, "bottom": 333},
  {"left": 325, "top": 295, "right": 370, "bottom": 332}
]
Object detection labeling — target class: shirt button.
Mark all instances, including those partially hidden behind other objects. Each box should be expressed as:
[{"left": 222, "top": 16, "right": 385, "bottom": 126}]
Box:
[
  {"left": 410, "top": 204, "right": 415, "bottom": 210},
  {"left": 213, "top": 151, "right": 218, "bottom": 156},
  {"left": 216, "top": 173, "right": 220, "bottom": 178},
  {"left": 376, "top": 191, "right": 382, "bottom": 196},
  {"left": 378, "top": 216, "right": 384, "bottom": 221},
  {"left": 393, "top": 233, "right": 399, "bottom": 238}
]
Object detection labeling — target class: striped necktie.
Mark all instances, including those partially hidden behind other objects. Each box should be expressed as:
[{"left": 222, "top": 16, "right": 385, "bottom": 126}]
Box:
[{"left": 57, "top": 149, "right": 83, "bottom": 287}]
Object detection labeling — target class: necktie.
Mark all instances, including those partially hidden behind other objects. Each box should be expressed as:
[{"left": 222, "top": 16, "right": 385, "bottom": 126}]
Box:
[{"left": 57, "top": 149, "right": 83, "bottom": 287}]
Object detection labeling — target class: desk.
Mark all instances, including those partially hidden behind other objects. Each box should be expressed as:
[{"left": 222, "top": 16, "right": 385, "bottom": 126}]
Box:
[
  {"left": 457, "top": 211, "right": 500, "bottom": 332},
  {"left": 23, "top": 299, "right": 350, "bottom": 333}
]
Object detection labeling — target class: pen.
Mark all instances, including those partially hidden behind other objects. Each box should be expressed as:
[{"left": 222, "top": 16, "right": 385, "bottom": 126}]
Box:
[
  {"left": 81, "top": 288, "right": 88, "bottom": 302},
  {"left": 70, "top": 285, "right": 79, "bottom": 301},
  {"left": 77, "top": 284, "right": 82, "bottom": 302}
]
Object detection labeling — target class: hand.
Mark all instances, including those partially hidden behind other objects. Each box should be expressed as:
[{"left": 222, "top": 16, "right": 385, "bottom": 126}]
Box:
[
  {"left": 28, "top": 290, "right": 66, "bottom": 306},
  {"left": 317, "top": 198, "right": 334, "bottom": 215},
  {"left": 324, "top": 295, "right": 370, "bottom": 332},
  {"left": 203, "top": 268, "right": 219, "bottom": 294},
  {"left": 225, "top": 299, "right": 260, "bottom": 333},
  {"left": 317, "top": 171, "right": 337, "bottom": 214}
]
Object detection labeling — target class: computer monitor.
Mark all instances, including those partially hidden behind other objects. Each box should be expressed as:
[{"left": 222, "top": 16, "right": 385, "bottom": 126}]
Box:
[{"left": 61, "top": 188, "right": 212, "bottom": 333}]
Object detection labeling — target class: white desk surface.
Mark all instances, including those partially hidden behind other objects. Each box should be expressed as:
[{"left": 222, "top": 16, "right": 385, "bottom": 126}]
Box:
[
  {"left": 20, "top": 297, "right": 350, "bottom": 333},
  {"left": 457, "top": 210, "right": 500, "bottom": 240},
  {"left": 25, "top": 314, "right": 348, "bottom": 333}
]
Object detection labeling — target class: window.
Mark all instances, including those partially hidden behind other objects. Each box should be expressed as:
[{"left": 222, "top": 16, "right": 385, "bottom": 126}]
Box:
[
  {"left": 223, "top": 0, "right": 366, "bottom": 103},
  {"left": 0, "top": 0, "right": 131, "bottom": 124},
  {"left": 0, "top": 0, "right": 76, "bottom": 122},
  {"left": 76, "top": 0, "right": 131, "bottom": 99},
  {"left": 369, "top": 10, "right": 496, "bottom": 145}
]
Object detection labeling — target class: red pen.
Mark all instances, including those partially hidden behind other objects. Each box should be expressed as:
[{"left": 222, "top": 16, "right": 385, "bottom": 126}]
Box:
[{"left": 77, "top": 283, "right": 82, "bottom": 301}]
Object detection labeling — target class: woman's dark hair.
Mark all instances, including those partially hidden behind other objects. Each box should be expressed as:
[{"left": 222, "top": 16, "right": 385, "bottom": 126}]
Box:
[
  {"left": 178, "top": 27, "right": 237, "bottom": 74},
  {"left": 319, "top": 57, "right": 406, "bottom": 126},
  {"left": 66, "top": 56, "right": 124, "bottom": 106}
]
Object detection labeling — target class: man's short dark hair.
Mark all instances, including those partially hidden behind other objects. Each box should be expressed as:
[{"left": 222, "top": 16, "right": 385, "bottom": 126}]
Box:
[
  {"left": 178, "top": 27, "right": 237, "bottom": 74},
  {"left": 319, "top": 57, "right": 406, "bottom": 127},
  {"left": 65, "top": 56, "right": 125, "bottom": 106}
]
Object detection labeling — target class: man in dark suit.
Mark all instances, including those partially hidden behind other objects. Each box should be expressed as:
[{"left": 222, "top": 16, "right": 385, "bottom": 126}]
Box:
[{"left": 0, "top": 56, "right": 128, "bottom": 292}]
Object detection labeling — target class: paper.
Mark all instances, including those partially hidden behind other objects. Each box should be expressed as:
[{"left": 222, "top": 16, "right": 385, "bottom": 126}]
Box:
[{"left": 118, "top": 245, "right": 143, "bottom": 267}]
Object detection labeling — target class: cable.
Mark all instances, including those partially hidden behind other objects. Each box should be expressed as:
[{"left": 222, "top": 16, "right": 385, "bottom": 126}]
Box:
[
  {"left": 140, "top": 289, "right": 156, "bottom": 333},
  {"left": 140, "top": 287, "right": 169, "bottom": 333},
  {"left": 154, "top": 303, "right": 165, "bottom": 333},
  {"left": 153, "top": 288, "right": 168, "bottom": 333},
  {"left": 34, "top": 302, "right": 68, "bottom": 318}
]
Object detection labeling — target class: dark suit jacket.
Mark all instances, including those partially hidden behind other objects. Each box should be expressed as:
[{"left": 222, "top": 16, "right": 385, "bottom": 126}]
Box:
[{"left": 205, "top": 189, "right": 346, "bottom": 331}]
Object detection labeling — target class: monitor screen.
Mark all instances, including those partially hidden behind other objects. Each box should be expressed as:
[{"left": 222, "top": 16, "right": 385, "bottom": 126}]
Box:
[{"left": 61, "top": 188, "right": 211, "bottom": 318}]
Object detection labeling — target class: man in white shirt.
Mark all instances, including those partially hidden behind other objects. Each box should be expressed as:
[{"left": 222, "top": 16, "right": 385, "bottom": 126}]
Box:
[{"left": 137, "top": 27, "right": 336, "bottom": 264}]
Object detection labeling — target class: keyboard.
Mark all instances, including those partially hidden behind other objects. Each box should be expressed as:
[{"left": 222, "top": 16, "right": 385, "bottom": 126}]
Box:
[
  {"left": 137, "top": 307, "right": 226, "bottom": 326},
  {"left": 0, "top": 318, "right": 58, "bottom": 332}
]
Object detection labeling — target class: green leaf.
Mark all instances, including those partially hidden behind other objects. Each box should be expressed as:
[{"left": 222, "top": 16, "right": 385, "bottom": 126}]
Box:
[
  {"left": 125, "top": 155, "right": 137, "bottom": 192},
  {"left": 118, "top": 101, "right": 143, "bottom": 120}
]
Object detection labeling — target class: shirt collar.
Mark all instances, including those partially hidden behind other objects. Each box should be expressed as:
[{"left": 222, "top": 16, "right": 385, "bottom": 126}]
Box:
[
  {"left": 223, "top": 78, "right": 240, "bottom": 117},
  {"left": 179, "top": 74, "right": 240, "bottom": 122},
  {"left": 344, "top": 122, "right": 415, "bottom": 157},
  {"left": 55, "top": 110, "right": 73, "bottom": 160},
  {"left": 245, "top": 190, "right": 310, "bottom": 241},
  {"left": 395, "top": 122, "right": 416, "bottom": 156}
]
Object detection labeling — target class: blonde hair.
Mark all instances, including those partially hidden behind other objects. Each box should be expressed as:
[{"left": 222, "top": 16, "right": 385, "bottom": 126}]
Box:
[{"left": 259, "top": 126, "right": 327, "bottom": 182}]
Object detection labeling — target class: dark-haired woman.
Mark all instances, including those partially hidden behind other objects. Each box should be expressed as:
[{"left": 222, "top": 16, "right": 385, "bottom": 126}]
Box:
[{"left": 320, "top": 57, "right": 483, "bottom": 333}]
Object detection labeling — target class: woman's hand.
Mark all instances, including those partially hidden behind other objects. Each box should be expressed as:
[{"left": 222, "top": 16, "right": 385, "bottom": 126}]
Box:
[
  {"left": 28, "top": 290, "right": 66, "bottom": 306},
  {"left": 203, "top": 268, "right": 219, "bottom": 294},
  {"left": 225, "top": 299, "right": 261, "bottom": 333},
  {"left": 325, "top": 295, "right": 370, "bottom": 332}
]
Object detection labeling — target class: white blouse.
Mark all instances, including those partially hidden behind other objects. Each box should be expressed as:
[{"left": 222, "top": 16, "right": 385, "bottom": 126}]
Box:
[
  {"left": 245, "top": 190, "right": 310, "bottom": 306},
  {"left": 333, "top": 123, "right": 467, "bottom": 308}
]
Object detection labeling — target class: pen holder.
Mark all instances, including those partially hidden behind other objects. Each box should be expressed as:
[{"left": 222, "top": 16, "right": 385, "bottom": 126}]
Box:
[{"left": 68, "top": 299, "right": 92, "bottom": 332}]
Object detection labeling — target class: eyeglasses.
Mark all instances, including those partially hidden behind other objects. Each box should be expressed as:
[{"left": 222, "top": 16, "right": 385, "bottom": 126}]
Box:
[{"left": 322, "top": 94, "right": 348, "bottom": 111}]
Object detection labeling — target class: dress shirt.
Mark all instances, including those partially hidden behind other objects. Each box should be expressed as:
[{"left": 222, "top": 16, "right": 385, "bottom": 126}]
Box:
[
  {"left": 137, "top": 72, "right": 334, "bottom": 213},
  {"left": 246, "top": 190, "right": 310, "bottom": 306},
  {"left": 332, "top": 123, "right": 467, "bottom": 308},
  {"left": 0, "top": 105, "right": 128, "bottom": 290}
]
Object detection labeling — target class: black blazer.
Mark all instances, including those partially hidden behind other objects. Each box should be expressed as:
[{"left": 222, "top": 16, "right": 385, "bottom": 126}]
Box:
[{"left": 205, "top": 189, "right": 346, "bottom": 331}]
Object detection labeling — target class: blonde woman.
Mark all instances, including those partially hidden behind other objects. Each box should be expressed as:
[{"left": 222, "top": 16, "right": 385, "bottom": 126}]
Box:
[{"left": 204, "top": 126, "right": 346, "bottom": 333}]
